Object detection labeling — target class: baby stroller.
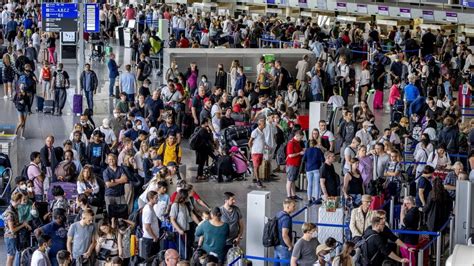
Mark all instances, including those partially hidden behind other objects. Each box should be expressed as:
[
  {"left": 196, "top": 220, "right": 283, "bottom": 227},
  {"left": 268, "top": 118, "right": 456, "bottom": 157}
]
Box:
[
  {"left": 90, "top": 40, "right": 105, "bottom": 62},
  {"left": 230, "top": 146, "right": 251, "bottom": 180},
  {"left": 204, "top": 153, "right": 235, "bottom": 183},
  {"left": 219, "top": 125, "right": 251, "bottom": 158}
]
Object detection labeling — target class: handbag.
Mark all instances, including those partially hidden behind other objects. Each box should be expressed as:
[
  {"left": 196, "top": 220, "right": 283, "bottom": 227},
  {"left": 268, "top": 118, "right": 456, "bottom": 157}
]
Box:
[{"left": 97, "top": 248, "right": 111, "bottom": 261}]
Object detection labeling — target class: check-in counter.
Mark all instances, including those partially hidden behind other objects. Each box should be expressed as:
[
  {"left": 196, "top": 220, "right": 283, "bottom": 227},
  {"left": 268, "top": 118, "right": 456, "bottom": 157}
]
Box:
[{"left": 162, "top": 48, "right": 314, "bottom": 85}]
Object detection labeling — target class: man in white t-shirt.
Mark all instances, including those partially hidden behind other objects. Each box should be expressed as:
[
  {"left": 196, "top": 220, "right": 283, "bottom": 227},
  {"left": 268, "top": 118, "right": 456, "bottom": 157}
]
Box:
[
  {"left": 31, "top": 235, "right": 52, "bottom": 266},
  {"left": 1, "top": 7, "right": 10, "bottom": 29},
  {"left": 249, "top": 118, "right": 267, "bottom": 188},
  {"left": 98, "top": 118, "right": 117, "bottom": 147},
  {"left": 319, "top": 120, "right": 335, "bottom": 153},
  {"left": 142, "top": 191, "right": 160, "bottom": 259}
]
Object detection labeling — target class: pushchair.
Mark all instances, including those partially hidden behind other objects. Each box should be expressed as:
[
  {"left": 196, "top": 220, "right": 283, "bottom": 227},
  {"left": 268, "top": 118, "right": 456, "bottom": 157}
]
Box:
[
  {"left": 204, "top": 154, "right": 235, "bottom": 182},
  {"left": 90, "top": 40, "right": 106, "bottom": 62},
  {"left": 219, "top": 125, "right": 251, "bottom": 158}
]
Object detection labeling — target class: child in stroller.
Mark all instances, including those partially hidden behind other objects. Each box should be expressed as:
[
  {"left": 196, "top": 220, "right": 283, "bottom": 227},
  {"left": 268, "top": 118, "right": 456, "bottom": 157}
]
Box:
[
  {"left": 204, "top": 147, "right": 249, "bottom": 182},
  {"left": 90, "top": 41, "right": 105, "bottom": 62}
]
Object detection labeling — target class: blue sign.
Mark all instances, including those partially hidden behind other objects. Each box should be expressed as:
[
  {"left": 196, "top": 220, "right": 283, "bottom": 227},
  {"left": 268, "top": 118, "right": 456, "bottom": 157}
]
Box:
[
  {"left": 41, "top": 3, "right": 78, "bottom": 32},
  {"left": 464, "top": 0, "right": 474, "bottom": 8},
  {"left": 85, "top": 4, "right": 99, "bottom": 33}
]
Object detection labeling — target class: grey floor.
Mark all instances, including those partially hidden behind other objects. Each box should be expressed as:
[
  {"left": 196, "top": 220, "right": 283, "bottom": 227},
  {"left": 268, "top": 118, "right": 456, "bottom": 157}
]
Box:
[{"left": 0, "top": 42, "right": 393, "bottom": 256}]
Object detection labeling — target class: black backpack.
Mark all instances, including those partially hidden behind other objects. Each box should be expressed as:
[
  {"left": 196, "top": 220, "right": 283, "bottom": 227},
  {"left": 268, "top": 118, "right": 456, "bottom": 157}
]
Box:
[
  {"left": 142, "top": 61, "right": 152, "bottom": 77},
  {"left": 189, "top": 127, "right": 202, "bottom": 150},
  {"left": 262, "top": 213, "right": 287, "bottom": 247},
  {"left": 20, "top": 163, "right": 33, "bottom": 180},
  {"left": 128, "top": 207, "right": 144, "bottom": 238},
  {"left": 357, "top": 233, "right": 379, "bottom": 265}
]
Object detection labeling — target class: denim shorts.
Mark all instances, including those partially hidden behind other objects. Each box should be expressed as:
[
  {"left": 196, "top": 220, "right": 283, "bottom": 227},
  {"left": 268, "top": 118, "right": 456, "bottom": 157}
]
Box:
[
  {"left": 4, "top": 237, "right": 16, "bottom": 256},
  {"left": 286, "top": 166, "right": 299, "bottom": 182}
]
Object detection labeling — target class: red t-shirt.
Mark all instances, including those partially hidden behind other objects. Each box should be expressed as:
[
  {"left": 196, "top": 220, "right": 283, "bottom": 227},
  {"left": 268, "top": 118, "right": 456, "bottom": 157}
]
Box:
[
  {"left": 286, "top": 138, "right": 302, "bottom": 166},
  {"left": 233, "top": 103, "right": 242, "bottom": 113},
  {"left": 179, "top": 38, "right": 189, "bottom": 48},
  {"left": 170, "top": 191, "right": 201, "bottom": 203}
]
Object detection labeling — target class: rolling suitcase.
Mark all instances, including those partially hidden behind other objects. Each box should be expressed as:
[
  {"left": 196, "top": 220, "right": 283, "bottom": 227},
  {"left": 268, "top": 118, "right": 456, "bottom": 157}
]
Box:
[
  {"left": 43, "top": 99, "right": 54, "bottom": 114},
  {"left": 73, "top": 94, "right": 83, "bottom": 115},
  {"left": 258, "top": 160, "right": 271, "bottom": 181},
  {"left": 317, "top": 207, "right": 344, "bottom": 244},
  {"left": 36, "top": 95, "right": 44, "bottom": 112}
]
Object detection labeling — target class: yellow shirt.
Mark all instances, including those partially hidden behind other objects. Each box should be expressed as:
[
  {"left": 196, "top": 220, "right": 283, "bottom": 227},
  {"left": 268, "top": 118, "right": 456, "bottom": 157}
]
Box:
[{"left": 157, "top": 141, "right": 182, "bottom": 166}]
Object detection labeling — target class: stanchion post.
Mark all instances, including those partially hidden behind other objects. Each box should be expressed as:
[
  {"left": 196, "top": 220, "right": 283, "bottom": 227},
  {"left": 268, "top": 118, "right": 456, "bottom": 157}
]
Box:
[
  {"left": 389, "top": 196, "right": 395, "bottom": 228},
  {"left": 436, "top": 234, "right": 441, "bottom": 266},
  {"left": 304, "top": 207, "right": 308, "bottom": 223},
  {"left": 462, "top": 93, "right": 466, "bottom": 123},
  {"left": 449, "top": 215, "right": 454, "bottom": 254},
  {"left": 417, "top": 250, "right": 423, "bottom": 266}
]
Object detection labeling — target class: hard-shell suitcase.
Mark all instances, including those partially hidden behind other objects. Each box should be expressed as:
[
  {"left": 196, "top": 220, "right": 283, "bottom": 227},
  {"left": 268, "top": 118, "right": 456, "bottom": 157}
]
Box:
[
  {"left": 43, "top": 99, "right": 54, "bottom": 113},
  {"left": 373, "top": 90, "right": 384, "bottom": 109},
  {"left": 258, "top": 160, "right": 271, "bottom": 180},
  {"left": 73, "top": 94, "right": 83, "bottom": 114},
  {"left": 318, "top": 207, "right": 344, "bottom": 244},
  {"left": 36, "top": 95, "right": 44, "bottom": 112}
]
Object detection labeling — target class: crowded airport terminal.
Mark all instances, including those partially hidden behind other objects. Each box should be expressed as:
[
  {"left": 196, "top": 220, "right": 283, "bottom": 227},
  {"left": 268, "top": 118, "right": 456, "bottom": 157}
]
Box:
[{"left": 0, "top": 0, "right": 474, "bottom": 265}]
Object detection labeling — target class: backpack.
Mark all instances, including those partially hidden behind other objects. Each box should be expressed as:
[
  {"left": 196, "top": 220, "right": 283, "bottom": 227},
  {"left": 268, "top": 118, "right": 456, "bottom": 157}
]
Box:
[
  {"left": 20, "top": 163, "right": 34, "bottom": 180},
  {"left": 18, "top": 73, "right": 34, "bottom": 89},
  {"left": 55, "top": 70, "right": 66, "bottom": 87},
  {"left": 189, "top": 127, "right": 202, "bottom": 150},
  {"left": 128, "top": 207, "right": 144, "bottom": 238},
  {"left": 42, "top": 67, "right": 51, "bottom": 81},
  {"left": 142, "top": 61, "right": 152, "bottom": 77},
  {"left": 412, "top": 125, "right": 423, "bottom": 142},
  {"left": 357, "top": 233, "right": 379, "bottom": 265},
  {"left": 262, "top": 216, "right": 280, "bottom": 247}
]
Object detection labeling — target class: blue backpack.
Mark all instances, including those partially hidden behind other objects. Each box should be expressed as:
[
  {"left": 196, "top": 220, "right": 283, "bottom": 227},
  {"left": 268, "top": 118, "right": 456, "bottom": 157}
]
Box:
[{"left": 18, "top": 73, "right": 34, "bottom": 89}]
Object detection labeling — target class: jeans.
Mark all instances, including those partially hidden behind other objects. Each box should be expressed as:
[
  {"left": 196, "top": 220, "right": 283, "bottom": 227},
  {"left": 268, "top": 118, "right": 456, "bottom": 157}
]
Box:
[
  {"left": 141, "top": 237, "right": 160, "bottom": 259},
  {"left": 84, "top": 90, "right": 94, "bottom": 111},
  {"left": 274, "top": 245, "right": 291, "bottom": 266},
  {"left": 349, "top": 194, "right": 362, "bottom": 207},
  {"left": 126, "top": 93, "right": 135, "bottom": 102},
  {"left": 109, "top": 77, "right": 116, "bottom": 96},
  {"left": 312, "top": 93, "right": 323, "bottom": 101},
  {"left": 306, "top": 169, "right": 321, "bottom": 200},
  {"left": 54, "top": 87, "right": 66, "bottom": 113}
]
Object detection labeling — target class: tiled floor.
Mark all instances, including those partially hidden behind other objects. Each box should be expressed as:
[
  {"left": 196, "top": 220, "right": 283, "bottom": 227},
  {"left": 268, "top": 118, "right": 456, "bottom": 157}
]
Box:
[{"left": 0, "top": 42, "right": 393, "bottom": 256}]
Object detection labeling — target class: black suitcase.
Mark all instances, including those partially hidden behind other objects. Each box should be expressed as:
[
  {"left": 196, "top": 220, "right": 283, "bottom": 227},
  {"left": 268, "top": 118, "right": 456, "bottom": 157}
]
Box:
[
  {"left": 43, "top": 99, "right": 54, "bottom": 114},
  {"left": 224, "top": 126, "right": 250, "bottom": 142},
  {"left": 36, "top": 95, "right": 44, "bottom": 112}
]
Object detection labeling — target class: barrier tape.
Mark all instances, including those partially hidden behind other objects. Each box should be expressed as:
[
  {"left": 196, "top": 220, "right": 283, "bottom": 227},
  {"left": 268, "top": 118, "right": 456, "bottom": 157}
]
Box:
[
  {"left": 392, "top": 229, "right": 440, "bottom": 236},
  {"left": 400, "top": 161, "right": 427, "bottom": 165},
  {"left": 461, "top": 107, "right": 474, "bottom": 110},
  {"left": 293, "top": 221, "right": 349, "bottom": 228},
  {"left": 245, "top": 255, "right": 290, "bottom": 263},
  {"left": 461, "top": 113, "right": 474, "bottom": 117}
]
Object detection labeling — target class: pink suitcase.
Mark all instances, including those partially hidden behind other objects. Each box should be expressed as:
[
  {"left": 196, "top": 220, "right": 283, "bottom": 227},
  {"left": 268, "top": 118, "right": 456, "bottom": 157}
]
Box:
[
  {"left": 373, "top": 90, "right": 384, "bottom": 109},
  {"left": 232, "top": 152, "right": 248, "bottom": 175}
]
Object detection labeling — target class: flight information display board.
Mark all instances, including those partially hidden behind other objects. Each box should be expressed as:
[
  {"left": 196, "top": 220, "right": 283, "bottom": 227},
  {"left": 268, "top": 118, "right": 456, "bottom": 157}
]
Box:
[{"left": 41, "top": 3, "right": 78, "bottom": 32}]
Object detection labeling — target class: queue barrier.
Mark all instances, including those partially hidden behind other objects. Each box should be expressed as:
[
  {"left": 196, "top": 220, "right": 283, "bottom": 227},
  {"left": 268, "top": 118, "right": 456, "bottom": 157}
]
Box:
[{"left": 229, "top": 216, "right": 452, "bottom": 266}]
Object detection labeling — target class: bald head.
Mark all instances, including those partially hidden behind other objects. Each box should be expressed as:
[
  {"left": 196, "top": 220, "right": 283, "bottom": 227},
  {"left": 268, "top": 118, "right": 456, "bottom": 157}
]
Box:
[{"left": 165, "top": 249, "right": 179, "bottom": 266}]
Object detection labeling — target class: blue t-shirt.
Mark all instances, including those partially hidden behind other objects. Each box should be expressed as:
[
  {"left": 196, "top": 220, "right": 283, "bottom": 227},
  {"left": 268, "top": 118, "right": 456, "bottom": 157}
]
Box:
[
  {"left": 124, "top": 129, "right": 139, "bottom": 141},
  {"left": 103, "top": 167, "right": 125, "bottom": 197},
  {"left": 23, "top": 18, "right": 33, "bottom": 30},
  {"left": 158, "top": 123, "right": 179, "bottom": 138},
  {"left": 6, "top": 20, "right": 17, "bottom": 33},
  {"left": 303, "top": 147, "right": 325, "bottom": 172},
  {"left": 277, "top": 211, "right": 292, "bottom": 247},
  {"left": 41, "top": 221, "right": 68, "bottom": 260},
  {"left": 404, "top": 84, "right": 420, "bottom": 102},
  {"left": 416, "top": 176, "right": 432, "bottom": 207}
]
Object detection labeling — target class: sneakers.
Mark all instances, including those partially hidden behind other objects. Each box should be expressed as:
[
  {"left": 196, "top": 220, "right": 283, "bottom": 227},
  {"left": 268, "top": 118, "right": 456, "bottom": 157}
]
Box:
[
  {"left": 3, "top": 95, "right": 7, "bottom": 99},
  {"left": 257, "top": 180, "right": 264, "bottom": 188},
  {"left": 291, "top": 195, "right": 303, "bottom": 201}
]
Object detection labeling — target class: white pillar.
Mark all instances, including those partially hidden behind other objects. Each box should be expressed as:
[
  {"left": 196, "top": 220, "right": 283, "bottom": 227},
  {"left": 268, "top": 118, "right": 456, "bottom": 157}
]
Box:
[{"left": 246, "top": 191, "right": 271, "bottom": 266}]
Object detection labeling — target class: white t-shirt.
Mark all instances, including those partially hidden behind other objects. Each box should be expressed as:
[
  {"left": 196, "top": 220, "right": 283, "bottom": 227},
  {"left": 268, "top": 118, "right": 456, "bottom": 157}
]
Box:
[
  {"left": 31, "top": 249, "right": 51, "bottom": 266},
  {"left": 162, "top": 89, "right": 182, "bottom": 105},
  {"left": 250, "top": 128, "right": 265, "bottom": 154},
  {"left": 99, "top": 126, "right": 117, "bottom": 145},
  {"left": 1, "top": 10, "right": 10, "bottom": 25},
  {"left": 31, "top": 32, "right": 40, "bottom": 46},
  {"left": 328, "top": 95, "right": 345, "bottom": 108},
  {"left": 142, "top": 204, "right": 160, "bottom": 239}
]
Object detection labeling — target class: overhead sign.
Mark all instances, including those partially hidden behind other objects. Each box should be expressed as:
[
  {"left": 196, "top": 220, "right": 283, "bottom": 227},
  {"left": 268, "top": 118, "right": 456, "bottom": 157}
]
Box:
[
  {"left": 357, "top": 4, "right": 368, "bottom": 14},
  {"left": 41, "top": 3, "right": 78, "bottom": 32},
  {"left": 422, "top": 10, "right": 434, "bottom": 20},
  {"left": 399, "top": 8, "right": 411, "bottom": 18},
  {"left": 463, "top": 0, "right": 474, "bottom": 8},
  {"left": 446, "top": 12, "right": 458, "bottom": 22},
  {"left": 378, "top": 6, "right": 389, "bottom": 16},
  {"left": 336, "top": 2, "right": 347, "bottom": 11},
  {"left": 85, "top": 4, "right": 99, "bottom": 33}
]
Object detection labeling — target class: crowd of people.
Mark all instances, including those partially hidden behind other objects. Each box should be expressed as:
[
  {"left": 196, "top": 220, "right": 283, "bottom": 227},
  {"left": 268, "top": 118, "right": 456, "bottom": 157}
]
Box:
[{"left": 0, "top": 0, "right": 474, "bottom": 266}]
